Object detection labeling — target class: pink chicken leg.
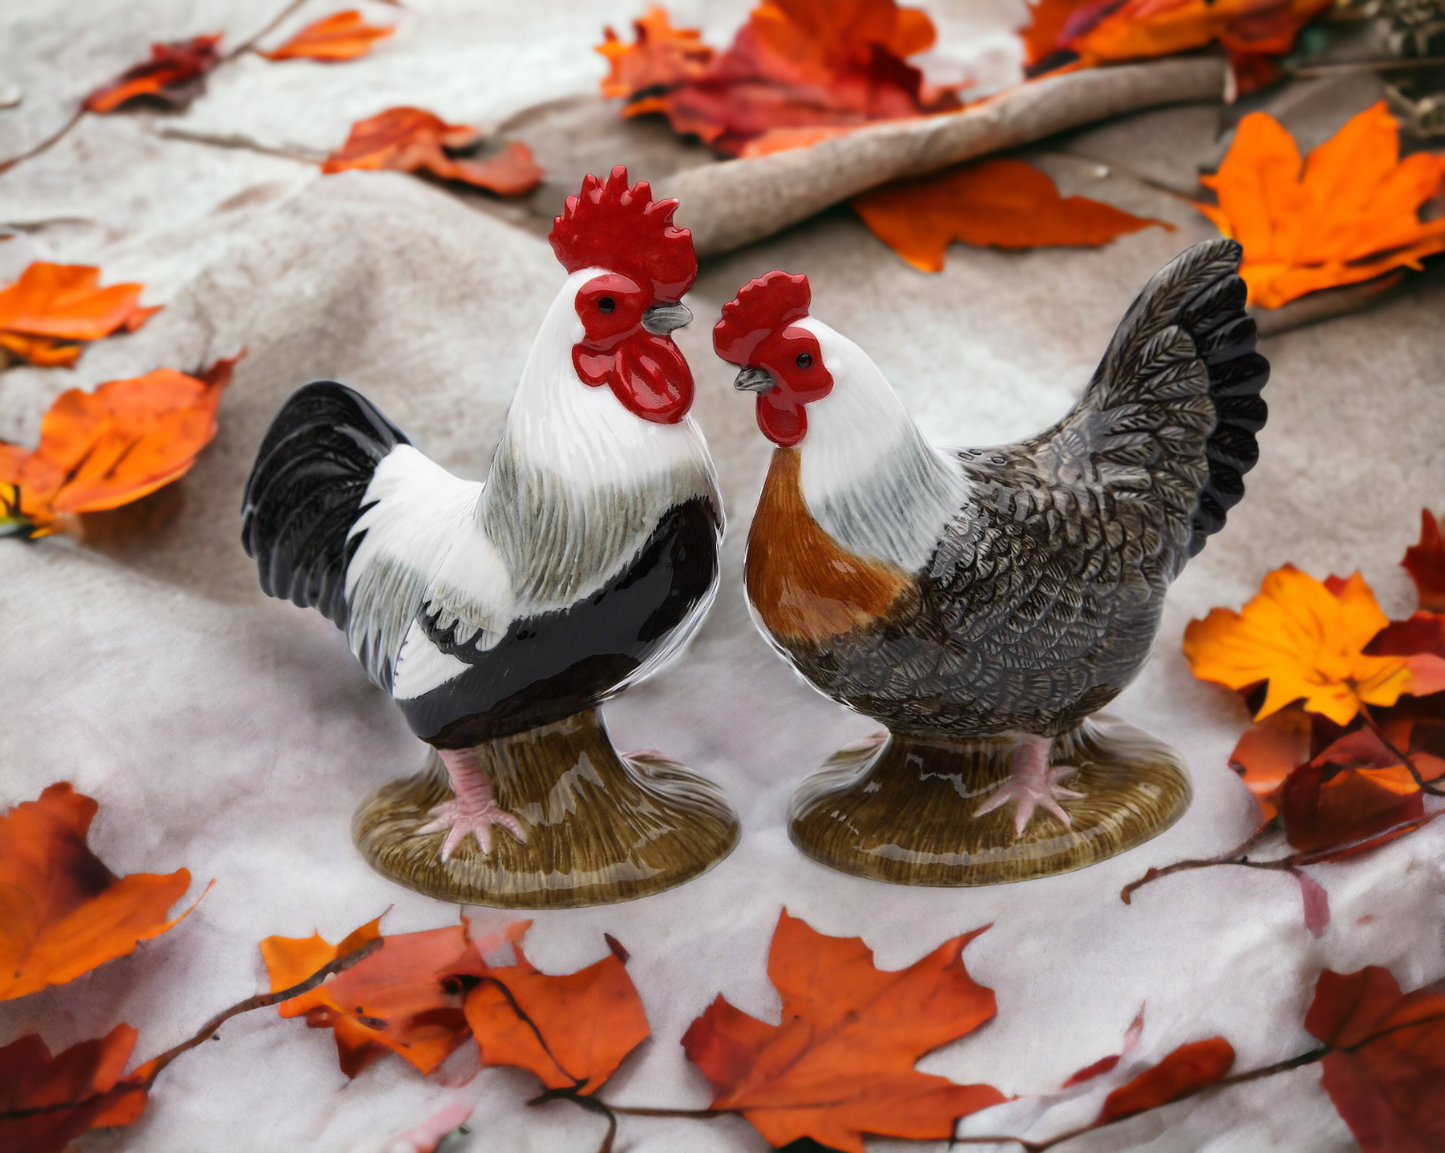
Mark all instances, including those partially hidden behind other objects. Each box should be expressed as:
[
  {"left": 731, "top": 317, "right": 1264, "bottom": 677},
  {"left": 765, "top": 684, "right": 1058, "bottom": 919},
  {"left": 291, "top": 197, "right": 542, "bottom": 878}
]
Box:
[
  {"left": 973, "top": 733, "right": 1085, "bottom": 837},
  {"left": 419, "top": 748, "right": 528, "bottom": 861}
]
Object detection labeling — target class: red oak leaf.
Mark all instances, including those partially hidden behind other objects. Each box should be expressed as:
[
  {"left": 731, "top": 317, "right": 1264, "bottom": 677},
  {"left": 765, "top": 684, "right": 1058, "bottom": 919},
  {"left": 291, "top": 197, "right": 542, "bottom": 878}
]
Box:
[
  {"left": 0, "top": 1025, "right": 149, "bottom": 1153},
  {"left": 322, "top": 107, "right": 542, "bottom": 196},
  {"left": 681, "top": 911, "right": 1003, "bottom": 1152},
  {"left": 83, "top": 35, "right": 223, "bottom": 113},
  {"left": 598, "top": 0, "right": 961, "bottom": 158},
  {"left": 1279, "top": 727, "right": 1434, "bottom": 853},
  {"left": 1306, "top": 967, "right": 1445, "bottom": 1153},
  {"left": 1402, "top": 510, "right": 1445, "bottom": 613},
  {"left": 1095, "top": 1037, "right": 1236, "bottom": 1123}
]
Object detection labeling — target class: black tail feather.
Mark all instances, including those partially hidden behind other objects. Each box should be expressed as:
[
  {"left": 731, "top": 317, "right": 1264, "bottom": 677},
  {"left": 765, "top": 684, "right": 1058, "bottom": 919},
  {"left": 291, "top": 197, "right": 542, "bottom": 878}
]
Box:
[
  {"left": 1178, "top": 242, "right": 1269, "bottom": 555},
  {"left": 241, "top": 381, "right": 409, "bottom": 629}
]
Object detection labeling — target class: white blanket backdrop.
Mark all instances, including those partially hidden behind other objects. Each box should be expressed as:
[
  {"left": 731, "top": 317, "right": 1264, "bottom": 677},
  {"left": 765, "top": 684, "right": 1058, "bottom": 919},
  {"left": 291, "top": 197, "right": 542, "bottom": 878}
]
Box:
[{"left": 2, "top": 3, "right": 1444, "bottom": 1151}]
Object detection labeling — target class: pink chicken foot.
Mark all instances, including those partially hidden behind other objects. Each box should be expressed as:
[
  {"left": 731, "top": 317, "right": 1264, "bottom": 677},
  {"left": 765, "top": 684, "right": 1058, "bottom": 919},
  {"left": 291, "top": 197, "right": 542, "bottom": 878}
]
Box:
[
  {"left": 419, "top": 747, "right": 528, "bottom": 861},
  {"left": 974, "top": 733, "right": 1085, "bottom": 837}
]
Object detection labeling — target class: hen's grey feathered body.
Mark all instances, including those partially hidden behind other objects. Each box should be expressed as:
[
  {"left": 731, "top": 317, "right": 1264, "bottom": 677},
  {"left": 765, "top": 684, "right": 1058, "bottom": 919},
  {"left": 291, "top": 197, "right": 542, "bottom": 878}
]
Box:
[{"left": 745, "top": 239, "right": 1268, "bottom": 740}]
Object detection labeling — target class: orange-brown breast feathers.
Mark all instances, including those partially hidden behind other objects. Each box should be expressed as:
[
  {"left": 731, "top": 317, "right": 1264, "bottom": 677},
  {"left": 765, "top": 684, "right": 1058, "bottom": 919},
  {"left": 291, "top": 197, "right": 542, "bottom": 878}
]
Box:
[{"left": 745, "top": 448, "right": 914, "bottom": 646}]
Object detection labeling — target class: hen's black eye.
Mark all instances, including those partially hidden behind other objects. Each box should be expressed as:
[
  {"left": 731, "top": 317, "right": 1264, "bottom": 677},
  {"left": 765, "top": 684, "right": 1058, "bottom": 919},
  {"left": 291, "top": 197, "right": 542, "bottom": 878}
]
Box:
[
  {"left": 796, "top": 352, "right": 813, "bottom": 369},
  {"left": 598, "top": 296, "right": 616, "bottom": 313}
]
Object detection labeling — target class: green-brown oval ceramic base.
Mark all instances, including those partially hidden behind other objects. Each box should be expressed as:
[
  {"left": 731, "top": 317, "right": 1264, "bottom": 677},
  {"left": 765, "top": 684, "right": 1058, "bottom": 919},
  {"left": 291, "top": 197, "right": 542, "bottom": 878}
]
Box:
[
  {"left": 354, "top": 709, "right": 739, "bottom": 908},
  {"left": 789, "top": 715, "right": 1191, "bottom": 886}
]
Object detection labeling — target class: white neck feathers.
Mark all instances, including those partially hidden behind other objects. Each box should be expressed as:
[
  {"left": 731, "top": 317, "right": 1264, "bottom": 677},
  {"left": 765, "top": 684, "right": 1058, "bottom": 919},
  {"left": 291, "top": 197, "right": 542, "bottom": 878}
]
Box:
[
  {"left": 795, "top": 318, "right": 969, "bottom": 573},
  {"left": 502, "top": 268, "right": 709, "bottom": 490}
]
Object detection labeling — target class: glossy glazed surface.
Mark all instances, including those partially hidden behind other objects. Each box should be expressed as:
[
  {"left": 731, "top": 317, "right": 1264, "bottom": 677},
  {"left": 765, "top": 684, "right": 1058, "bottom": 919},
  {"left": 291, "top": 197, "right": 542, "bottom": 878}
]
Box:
[
  {"left": 789, "top": 716, "right": 1191, "bottom": 886},
  {"left": 355, "top": 709, "right": 739, "bottom": 907},
  {"left": 724, "top": 240, "right": 1267, "bottom": 881}
]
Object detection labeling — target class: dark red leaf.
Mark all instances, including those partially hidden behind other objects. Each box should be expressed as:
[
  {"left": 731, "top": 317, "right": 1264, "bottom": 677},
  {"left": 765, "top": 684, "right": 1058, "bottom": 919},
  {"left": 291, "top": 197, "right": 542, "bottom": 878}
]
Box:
[
  {"left": 1095, "top": 1037, "right": 1236, "bottom": 1124},
  {"left": 83, "top": 36, "right": 223, "bottom": 114}
]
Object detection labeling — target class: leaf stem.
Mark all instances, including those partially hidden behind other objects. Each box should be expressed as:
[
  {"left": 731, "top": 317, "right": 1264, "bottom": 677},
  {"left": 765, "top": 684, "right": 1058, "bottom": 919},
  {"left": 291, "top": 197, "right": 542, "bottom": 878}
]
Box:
[
  {"left": 1359, "top": 706, "right": 1445, "bottom": 797},
  {"left": 0, "top": 936, "right": 383, "bottom": 1121},
  {"left": 229, "top": 0, "right": 311, "bottom": 58},
  {"left": 0, "top": 109, "right": 85, "bottom": 176}
]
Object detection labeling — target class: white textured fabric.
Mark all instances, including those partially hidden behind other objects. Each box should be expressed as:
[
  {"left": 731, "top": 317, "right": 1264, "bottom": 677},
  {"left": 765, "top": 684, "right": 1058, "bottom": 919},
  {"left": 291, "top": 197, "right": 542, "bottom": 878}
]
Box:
[{"left": 2, "top": 4, "right": 1444, "bottom": 1152}]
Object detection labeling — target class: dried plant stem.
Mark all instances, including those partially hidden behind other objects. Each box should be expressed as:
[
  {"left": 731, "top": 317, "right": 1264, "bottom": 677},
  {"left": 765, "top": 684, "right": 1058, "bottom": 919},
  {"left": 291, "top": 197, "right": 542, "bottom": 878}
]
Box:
[
  {"left": 938, "top": 1013, "right": 1445, "bottom": 1150},
  {"left": 0, "top": 0, "right": 309, "bottom": 176},
  {"left": 1359, "top": 706, "right": 1445, "bottom": 797},
  {"left": 0, "top": 936, "right": 383, "bottom": 1123},
  {"left": 1119, "top": 821, "right": 1275, "bottom": 904},
  {"left": 0, "top": 109, "right": 85, "bottom": 175},
  {"left": 229, "top": 0, "right": 311, "bottom": 58}
]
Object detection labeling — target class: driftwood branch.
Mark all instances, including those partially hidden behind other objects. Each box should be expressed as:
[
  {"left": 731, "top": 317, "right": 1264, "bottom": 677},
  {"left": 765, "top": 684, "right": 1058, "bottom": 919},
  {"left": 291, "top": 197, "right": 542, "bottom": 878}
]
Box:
[{"left": 665, "top": 57, "right": 1226, "bottom": 257}]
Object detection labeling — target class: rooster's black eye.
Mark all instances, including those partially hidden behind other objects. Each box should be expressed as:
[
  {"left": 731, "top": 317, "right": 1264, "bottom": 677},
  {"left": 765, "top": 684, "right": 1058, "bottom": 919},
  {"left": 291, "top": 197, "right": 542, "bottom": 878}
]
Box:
[
  {"left": 598, "top": 297, "right": 615, "bottom": 313},
  {"left": 796, "top": 352, "right": 812, "bottom": 369}
]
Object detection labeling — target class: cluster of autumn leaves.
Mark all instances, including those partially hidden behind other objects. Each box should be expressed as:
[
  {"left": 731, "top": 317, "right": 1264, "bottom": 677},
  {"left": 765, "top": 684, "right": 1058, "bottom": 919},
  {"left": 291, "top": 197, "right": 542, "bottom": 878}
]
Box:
[
  {"left": 5, "top": 777, "right": 1444, "bottom": 1153},
  {"left": 600, "top": 1, "right": 1445, "bottom": 304},
  {"left": 1121, "top": 512, "right": 1445, "bottom": 941}
]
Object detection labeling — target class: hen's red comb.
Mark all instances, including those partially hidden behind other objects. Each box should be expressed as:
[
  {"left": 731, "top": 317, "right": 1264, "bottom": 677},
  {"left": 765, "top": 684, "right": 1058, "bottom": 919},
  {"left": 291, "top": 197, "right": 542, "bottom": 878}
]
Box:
[
  {"left": 549, "top": 165, "right": 697, "bottom": 300},
  {"left": 713, "top": 271, "right": 811, "bottom": 366}
]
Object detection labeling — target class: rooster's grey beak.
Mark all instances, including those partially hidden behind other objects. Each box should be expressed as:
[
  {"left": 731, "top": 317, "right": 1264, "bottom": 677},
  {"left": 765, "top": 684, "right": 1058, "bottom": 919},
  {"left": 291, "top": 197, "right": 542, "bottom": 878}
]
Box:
[
  {"left": 734, "top": 366, "right": 774, "bottom": 393},
  {"left": 642, "top": 302, "right": 692, "bottom": 335}
]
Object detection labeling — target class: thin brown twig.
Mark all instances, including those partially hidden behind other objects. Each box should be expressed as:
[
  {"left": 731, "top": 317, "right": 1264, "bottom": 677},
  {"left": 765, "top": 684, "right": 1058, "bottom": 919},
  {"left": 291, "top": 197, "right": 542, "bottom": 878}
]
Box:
[
  {"left": 0, "top": 108, "right": 85, "bottom": 176},
  {"left": 607, "top": 1104, "right": 728, "bottom": 1119},
  {"left": 1120, "top": 821, "right": 1275, "bottom": 904},
  {"left": 0, "top": 936, "right": 383, "bottom": 1122},
  {"left": 228, "top": 0, "right": 311, "bottom": 58},
  {"left": 1359, "top": 706, "right": 1445, "bottom": 797},
  {"left": 0, "top": 0, "right": 309, "bottom": 177}
]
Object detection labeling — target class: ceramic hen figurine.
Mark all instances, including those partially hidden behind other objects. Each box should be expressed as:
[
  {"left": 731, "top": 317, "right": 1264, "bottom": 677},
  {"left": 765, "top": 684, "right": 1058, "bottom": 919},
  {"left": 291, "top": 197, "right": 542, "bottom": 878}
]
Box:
[
  {"left": 241, "top": 167, "right": 737, "bottom": 907},
  {"left": 716, "top": 239, "right": 1269, "bottom": 886}
]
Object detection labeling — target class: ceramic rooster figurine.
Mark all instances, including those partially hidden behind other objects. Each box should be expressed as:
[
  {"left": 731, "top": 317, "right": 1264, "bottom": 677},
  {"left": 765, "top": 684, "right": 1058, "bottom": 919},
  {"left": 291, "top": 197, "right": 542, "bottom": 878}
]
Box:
[
  {"left": 717, "top": 239, "right": 1268, "bottom": 886},
  {"left": 242, "top": 167, "right": 737, "bottom": 907}
]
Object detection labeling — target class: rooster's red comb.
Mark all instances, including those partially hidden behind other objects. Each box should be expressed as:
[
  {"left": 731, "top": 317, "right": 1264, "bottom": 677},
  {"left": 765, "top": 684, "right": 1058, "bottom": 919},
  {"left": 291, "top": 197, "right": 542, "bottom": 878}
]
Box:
[
  {"left": 549, "top": 165, "right": 697, "bottom": 300},
  {"left": 713, "top": 271, "right": 811, "bottom": 366}
]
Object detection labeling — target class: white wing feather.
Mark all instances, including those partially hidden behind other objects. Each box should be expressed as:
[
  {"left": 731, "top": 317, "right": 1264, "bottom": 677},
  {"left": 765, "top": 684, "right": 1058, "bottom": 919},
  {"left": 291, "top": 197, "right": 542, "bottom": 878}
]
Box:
[{"left": 343, "top": 445, "right": 514, "bottom": 696}]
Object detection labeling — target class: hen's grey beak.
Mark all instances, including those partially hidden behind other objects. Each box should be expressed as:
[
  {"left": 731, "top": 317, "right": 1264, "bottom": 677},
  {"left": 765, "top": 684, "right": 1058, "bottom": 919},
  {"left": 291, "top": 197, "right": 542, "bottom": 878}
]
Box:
[
  {"left": 734, "top": 366, "right": 774, "bottom": 393},
  {"left": 642, "top": 301, "right": 692, "bottom": 335}
]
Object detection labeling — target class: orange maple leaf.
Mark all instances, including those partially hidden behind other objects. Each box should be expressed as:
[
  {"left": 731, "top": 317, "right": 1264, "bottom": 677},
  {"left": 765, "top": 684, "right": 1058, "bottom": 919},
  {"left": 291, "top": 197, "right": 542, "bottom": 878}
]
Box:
[
  {"left": 0, "top": 355, "right": 239, "bottom": 536},
  {"left": 1402, "top": 509, "right": 1445, "bottom": 614},
  {"left": 0, "top": 783, "right": 200, "bottom": 1001},
  {"left": 262, "top": 918, "right": 483, "bottom": 1077},
  {"left": 1306, "top": 966, "right": 1445, "bottom": 1153},
  {"left": 598, "top": 0, "right": 960, "bottom": 158},
  {"left": 1196, "top": 102, "right": 1445, "bottom": 308},
  {"left": 0, "top": 1025, "right": 150, "bottom": 1153},
  {"left": 851, "top": 157, "right": 1171, "bottom": 270},
  {"left": 83, "top": 35, "right": 224, "bottom": 114},
  {"left": 261, "top": 10, "right": 395, "bottom": 62},
  {"left": 597, "top": 7, "right": 715, "bottom": 99},
  {"left": 453, "top": 926, "right": 650, "bottom": 1095},
  {"left": 0, "top": 262, "right": 160, "bottom": 368},
  {"left": 681, "top": 911, "right": 1003, "bottom": 1152},
  {"left": 1183, "top": 565, "right": 1420, "bottom": 726},
  {"left": 1094, "top": 1036, "right": 1236, "bottom": 1123},
  {"left": 322, "top": 107, "right": 543, "bottom": 196}
]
